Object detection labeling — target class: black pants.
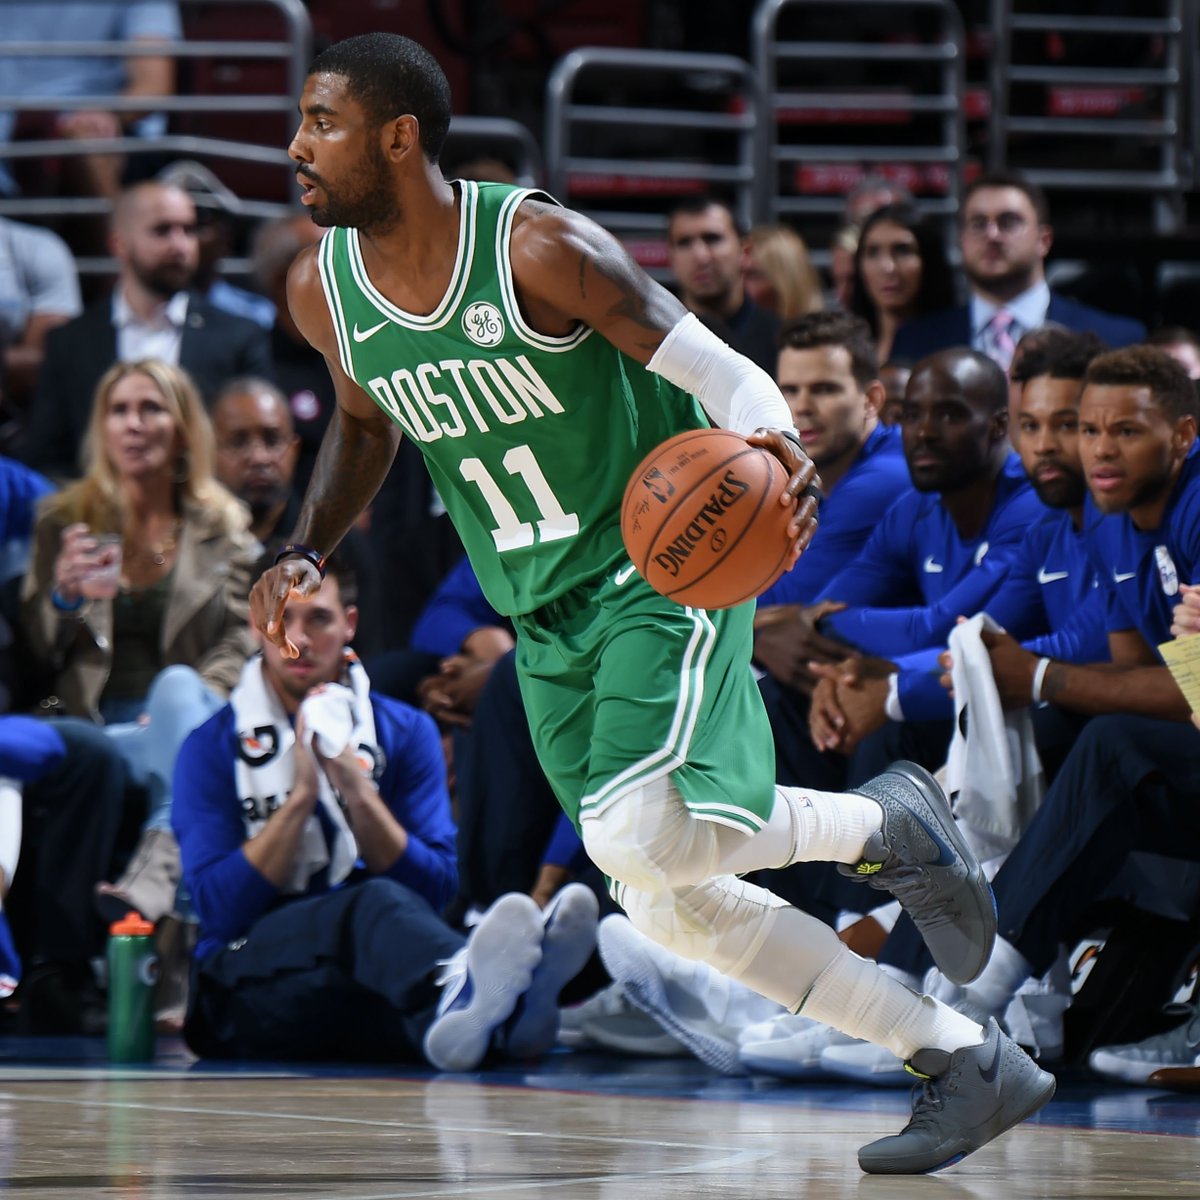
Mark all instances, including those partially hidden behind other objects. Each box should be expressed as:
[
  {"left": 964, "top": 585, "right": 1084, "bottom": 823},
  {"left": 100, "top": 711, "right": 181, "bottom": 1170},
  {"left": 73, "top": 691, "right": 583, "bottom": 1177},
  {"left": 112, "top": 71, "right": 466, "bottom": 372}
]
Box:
[
  {"left": 12, "top": 717, "right": 126, "bottom": 968},
  {"left": 184, "top": 879, "right": 463, "bottom": 1062},
  {"left": 453, "top": 650, "right": 566, "bottom": 911},
  {"left": 993, "top": 714, "right": 1200, "bottom": 974}
]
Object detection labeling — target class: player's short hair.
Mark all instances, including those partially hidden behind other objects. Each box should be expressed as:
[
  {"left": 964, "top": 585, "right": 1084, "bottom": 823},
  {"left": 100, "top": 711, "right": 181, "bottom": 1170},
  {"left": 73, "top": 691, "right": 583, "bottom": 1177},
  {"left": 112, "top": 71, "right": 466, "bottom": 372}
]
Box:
[
  {"left": 665, "top": 195, "right": 743, "bottom": 238},
  {"left": 1009, "top": 329, "right": 1107, "bottom": 385},
  {"left": 1083, "top": 345, "right": 1200, "bottom": 423},
  {"left": 962, "top": 170, "right": 1051, "bottom": 226},
  {"left": 257, "top": 544, "right": 360, "bottom": 608},
  {"left": 777, "top": 311, "right": 879, "bottom": 389},
  {"left": 309, "top": 33, "right": 451, "bottom": 164}
]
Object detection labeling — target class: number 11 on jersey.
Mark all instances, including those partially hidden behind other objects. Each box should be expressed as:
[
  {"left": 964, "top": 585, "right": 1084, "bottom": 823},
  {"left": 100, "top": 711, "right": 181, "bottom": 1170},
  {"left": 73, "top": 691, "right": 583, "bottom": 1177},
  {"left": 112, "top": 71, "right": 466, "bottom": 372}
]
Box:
[{"left": 459, "top": 444, "right": 580, "bottom": 552}]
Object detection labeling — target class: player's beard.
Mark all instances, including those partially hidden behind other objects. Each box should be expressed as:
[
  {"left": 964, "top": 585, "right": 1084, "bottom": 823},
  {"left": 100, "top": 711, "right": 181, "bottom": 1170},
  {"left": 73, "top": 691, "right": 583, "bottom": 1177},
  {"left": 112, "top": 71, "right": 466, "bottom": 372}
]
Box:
[
  {"left": 131, "top": 255, "right": 193, "bottom": 299},
  {"left": 1031, "top": 463, "right": 1086, "bottom": 510},
  {"left": 307, "top": 144, "right": 400, "bottom": 234}
]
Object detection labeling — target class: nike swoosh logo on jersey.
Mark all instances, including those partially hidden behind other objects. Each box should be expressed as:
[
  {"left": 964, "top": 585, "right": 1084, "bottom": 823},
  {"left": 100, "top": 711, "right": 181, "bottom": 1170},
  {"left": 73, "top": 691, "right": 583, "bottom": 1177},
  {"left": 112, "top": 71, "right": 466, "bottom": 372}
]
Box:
[
  {"left": 923, "top": 556, "right": 944, "bottom": 574},
  {"left": 1037, "top": 567, "right": 1070, "bottom": 584},
  {"left": 352, "top": 318, "right": 390, "bottom": 342},
  {"left": 614, "top": 564, "right": 638, "bottom": 586},
  {"left": 1113, "top": 570, "right": 1136, "bottom": 583}
]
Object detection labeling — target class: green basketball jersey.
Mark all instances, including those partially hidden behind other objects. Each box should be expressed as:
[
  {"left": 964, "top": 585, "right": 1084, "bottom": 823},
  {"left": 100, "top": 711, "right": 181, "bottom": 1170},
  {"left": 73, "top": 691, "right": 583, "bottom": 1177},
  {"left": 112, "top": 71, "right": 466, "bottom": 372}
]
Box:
[{"left": 316, "top": 180, "right": 707, "bottom": 617}]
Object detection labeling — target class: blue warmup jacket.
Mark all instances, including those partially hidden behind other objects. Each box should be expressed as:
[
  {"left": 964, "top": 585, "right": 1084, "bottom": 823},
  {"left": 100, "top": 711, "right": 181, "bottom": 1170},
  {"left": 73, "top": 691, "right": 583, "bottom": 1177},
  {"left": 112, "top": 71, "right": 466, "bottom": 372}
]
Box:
[
  {"left": 893, "top": 504, "right": 1109, "bottom": 719},
  {"left": 758, "top": 424, "right": 910, "bottom": 607},
  {"left": 409, "top": 554, "right": 505, "bottom": 658},
  {"left": 816, "top": 454, "right": 1045, "bottom": 657},
  {"left": 174, "top": 693, "right": 458, "bottom": 963},
  {"left": 0, "top": 456, "right": 52, "bottom": 583},
  {"left": 1089, "top": 448, "right": 1200, "bottom": 653}
]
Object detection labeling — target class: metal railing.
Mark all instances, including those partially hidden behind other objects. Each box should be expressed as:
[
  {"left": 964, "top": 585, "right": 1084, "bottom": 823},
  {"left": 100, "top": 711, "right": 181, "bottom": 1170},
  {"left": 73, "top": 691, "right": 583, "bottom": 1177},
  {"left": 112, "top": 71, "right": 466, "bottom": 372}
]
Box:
[
  {"left": 442, "top": 116, "right": 544, "bottom": 189},
  {"left": 988, "top": 0, "right": 1188, "bottom": 234},
  {"left": 752, "top": 0, "right": 966, "bottom": 229},
  {"left": 545, "top": 47, "right": 763, "bottom": 281},
  {"left": 0, "top": 0, "right": 311, "bottom": 224}
]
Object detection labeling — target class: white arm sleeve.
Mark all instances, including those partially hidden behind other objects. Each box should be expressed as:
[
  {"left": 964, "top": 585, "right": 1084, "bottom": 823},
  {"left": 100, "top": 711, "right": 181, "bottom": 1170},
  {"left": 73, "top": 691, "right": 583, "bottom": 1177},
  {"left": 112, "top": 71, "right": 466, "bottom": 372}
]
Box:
[{"left": 647, "top": 312, "right": 795, "bottom": 437}]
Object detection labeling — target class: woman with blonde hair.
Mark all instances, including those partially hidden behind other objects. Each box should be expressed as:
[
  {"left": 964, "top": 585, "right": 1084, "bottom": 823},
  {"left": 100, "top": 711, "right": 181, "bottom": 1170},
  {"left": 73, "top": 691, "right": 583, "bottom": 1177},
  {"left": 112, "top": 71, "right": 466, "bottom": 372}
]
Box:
[
  {"left": 22, "top": 358, "right": 259, "bottom": 925},
  {"left": 742, "top": 224, "right": 824, "bottom": 320}
]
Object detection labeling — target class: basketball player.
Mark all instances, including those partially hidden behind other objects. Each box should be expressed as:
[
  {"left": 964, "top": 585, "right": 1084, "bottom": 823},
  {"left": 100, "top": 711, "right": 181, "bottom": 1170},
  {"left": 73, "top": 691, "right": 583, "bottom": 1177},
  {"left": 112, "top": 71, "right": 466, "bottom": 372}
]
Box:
[{"left": 249, "top": 33, "right": 1053, "bottom": 1173}]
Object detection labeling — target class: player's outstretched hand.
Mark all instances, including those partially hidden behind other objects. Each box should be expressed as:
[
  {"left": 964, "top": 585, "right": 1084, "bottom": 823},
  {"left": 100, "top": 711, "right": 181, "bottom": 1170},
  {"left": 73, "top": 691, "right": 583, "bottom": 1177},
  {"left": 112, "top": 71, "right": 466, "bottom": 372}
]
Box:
[
  {"left": 747, "top": 427, "right": 822, "bottom": 567},
  {"left": 249, "top": 558, "right": 323, "bottom": 659}
]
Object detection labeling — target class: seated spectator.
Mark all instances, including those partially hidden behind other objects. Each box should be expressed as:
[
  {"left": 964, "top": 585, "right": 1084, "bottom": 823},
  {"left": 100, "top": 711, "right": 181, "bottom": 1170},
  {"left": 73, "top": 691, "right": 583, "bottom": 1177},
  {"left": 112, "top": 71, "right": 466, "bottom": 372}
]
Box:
[
  {"left": 0, "top": 216, "right": 82, "bottom": 423},
  {"left": 808, "top": 330, "right": 1109, "bottom": 762},
  {"left": 1147, "top": 325, "right": 1200, "bottom": 381},
  {"left": 943, "top": 594, "right": 1200, "bottom": 1080},
  {"left": 16, "top": 181, "right": 273, "bottom": 480},
  {"left": 249, "top": 214, "right": 329, "bottom": 491},
  {"left": 4, "top": 716, "right": 128, "bottom": 1033},
  {"left": 20, "top": 359, "right": 258, "bottom": 923},
  {"left": 0, "top": 3, "right": 181, "bottom": 206},
  {"left": 973, "top": 346, "right": 1197, "bottom": 725},
  {"left": 756, "top": 349, "right": 1043, "bottom": 791},
  {"left": 741, "top": 225, "right": 823, "bottom": 321},
  {"left": 211, "top": 376, "right": 382, "bottom": 658},
  {"left": 410, "top": 554, "right": 513, "bottom": 730},
  {"left": 157, "top": 161, "right": 276, "bottom": 330},
  {"left": 753, "top": 312, "right": 909, "bottom": 615},
  {"left": 850, "top": 203, "right": 955, "bottom": 365},
  {"left": 174, "top": 550, "right": 598, "bottom": 1067},
  {"left": 892, "top": 172, "right": 1145, "bottom": 370},
  {"left": 666, "top": 196, "right": 779, "bottom": 373},
  {"left": 826, "top": 223, "right": 859, "bottom": 312},
  {"left": 878, "top": 361, "right": 911, "bottom": 426},
  {"left": 0, "top": 453, "right": 54, "bottom": 712}
]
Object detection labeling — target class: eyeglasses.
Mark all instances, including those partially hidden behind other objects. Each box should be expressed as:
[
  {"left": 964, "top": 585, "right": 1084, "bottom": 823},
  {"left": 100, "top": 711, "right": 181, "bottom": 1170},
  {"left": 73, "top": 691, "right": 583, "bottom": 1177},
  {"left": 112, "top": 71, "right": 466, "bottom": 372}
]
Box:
[
  {"left": 962, "top": 212, "right": 1030, "bottom": 238},
  {"left": 217, "top": 430, "right": 293, "bottom": 457}
]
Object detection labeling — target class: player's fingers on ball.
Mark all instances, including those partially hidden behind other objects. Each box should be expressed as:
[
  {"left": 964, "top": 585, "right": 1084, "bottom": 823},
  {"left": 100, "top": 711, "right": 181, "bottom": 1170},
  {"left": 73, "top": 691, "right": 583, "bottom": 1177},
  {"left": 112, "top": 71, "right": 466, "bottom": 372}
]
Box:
[{"left": 782, "top": 459, "right": 818, "bottom": 500}]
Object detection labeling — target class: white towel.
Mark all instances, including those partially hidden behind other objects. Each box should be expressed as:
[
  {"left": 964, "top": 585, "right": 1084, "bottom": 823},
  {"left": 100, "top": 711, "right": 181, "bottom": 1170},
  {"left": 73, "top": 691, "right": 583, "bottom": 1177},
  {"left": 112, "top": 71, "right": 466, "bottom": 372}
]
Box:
[
  {"left": 943, "top": 613, "right": 1045, "bottom": 861},
  {"left": 231, "top": 651, "right": 377, "bottom": 894}
]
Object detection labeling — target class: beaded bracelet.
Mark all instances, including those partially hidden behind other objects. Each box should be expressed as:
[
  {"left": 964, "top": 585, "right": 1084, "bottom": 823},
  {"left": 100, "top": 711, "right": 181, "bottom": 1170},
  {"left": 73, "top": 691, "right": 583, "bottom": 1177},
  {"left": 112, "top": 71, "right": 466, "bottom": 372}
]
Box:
[{"left": 274, "top": 543, "right": 327, "bottom": 578}]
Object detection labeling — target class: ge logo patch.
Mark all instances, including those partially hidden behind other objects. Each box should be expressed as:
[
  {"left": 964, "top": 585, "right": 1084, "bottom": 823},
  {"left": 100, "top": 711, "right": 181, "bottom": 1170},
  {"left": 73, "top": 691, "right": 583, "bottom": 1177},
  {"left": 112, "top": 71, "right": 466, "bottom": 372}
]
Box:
[{"left": 462, "top": 302, "right": 504, "bottom": 346}]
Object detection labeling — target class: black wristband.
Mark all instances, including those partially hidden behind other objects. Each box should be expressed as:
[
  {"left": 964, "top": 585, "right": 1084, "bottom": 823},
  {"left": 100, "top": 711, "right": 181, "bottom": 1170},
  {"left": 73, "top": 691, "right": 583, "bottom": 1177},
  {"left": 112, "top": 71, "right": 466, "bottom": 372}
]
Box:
[
  {"left": 274, "top": 543, "right": 327, "bottom": 578},
  {"left": 777, "top": 429, "right": 824, "bottom": 509}
]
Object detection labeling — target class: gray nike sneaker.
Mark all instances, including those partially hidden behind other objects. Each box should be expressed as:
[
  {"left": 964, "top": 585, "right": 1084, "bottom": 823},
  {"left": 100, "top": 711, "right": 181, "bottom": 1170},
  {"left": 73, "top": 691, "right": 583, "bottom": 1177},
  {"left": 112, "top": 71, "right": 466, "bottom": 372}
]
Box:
[
  {"left": 859, "top": 1019, "right": 1056, "bottom": 1175},
  {"left": 839, "top": 761, "right": 996, "bottom": 985}
]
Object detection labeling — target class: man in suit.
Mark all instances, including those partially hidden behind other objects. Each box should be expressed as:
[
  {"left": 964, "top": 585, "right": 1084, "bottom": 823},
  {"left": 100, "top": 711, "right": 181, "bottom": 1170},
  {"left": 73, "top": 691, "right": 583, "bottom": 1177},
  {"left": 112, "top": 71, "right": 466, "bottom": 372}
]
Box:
[
  {"left": 892, "top": 172, "right": 1145, "bottom": 369},
  {"left": 16, "top": 181, "right": 273, "bottom": 479}
]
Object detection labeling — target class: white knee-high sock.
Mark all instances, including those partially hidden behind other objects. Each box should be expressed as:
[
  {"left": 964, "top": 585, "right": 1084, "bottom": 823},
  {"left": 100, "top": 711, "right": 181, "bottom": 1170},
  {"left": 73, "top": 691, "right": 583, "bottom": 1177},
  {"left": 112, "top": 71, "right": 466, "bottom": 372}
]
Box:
[
  {"left": 715, "top": 786, "right": 882, "bottom": 876},
  {"left": 802, "top": 944, "right": 987, "bottom": 1058}
]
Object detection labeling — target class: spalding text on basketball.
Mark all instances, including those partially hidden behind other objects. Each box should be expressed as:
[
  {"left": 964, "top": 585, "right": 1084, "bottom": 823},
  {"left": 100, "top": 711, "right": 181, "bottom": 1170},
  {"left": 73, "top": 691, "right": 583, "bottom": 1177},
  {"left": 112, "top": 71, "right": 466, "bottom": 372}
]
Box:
[{"left": 652, "top": 470, "right": 751, "bottom": 577}]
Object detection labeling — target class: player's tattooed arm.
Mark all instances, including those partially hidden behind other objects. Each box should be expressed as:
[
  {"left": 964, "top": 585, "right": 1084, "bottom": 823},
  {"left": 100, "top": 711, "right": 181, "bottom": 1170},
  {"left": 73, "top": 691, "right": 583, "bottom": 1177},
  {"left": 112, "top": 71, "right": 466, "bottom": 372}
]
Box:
[{"left": 511, "top": 199, "right": 688, "bottom": 363}]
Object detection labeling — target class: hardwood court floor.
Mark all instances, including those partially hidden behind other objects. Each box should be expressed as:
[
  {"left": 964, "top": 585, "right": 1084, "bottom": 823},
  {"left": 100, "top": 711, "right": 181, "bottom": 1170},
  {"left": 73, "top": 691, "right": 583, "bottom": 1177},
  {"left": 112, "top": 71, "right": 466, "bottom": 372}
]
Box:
[{"left": 0, "top": 1040, "right": 1197, "bottom": 1198}]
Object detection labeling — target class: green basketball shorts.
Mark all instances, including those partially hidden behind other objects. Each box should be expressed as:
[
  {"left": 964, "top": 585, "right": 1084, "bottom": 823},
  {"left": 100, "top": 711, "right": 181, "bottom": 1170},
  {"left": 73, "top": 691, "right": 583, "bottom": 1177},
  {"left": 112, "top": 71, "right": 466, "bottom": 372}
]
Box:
[{"left": 511, "top": 560, "right": 777, "bottom": 836}]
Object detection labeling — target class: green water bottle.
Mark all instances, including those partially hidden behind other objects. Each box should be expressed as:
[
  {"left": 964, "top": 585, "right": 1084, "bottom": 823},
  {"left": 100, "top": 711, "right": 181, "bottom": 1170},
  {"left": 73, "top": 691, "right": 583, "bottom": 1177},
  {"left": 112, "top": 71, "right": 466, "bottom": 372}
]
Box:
[{"left": 107, "top": 912, "right": 158, "bottom": 1062}]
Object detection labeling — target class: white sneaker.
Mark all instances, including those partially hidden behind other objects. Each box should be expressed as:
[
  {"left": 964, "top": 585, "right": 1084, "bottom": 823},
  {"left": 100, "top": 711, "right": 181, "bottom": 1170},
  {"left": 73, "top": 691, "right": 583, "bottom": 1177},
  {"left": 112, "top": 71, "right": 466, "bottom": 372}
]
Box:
[
  {"left": 737, "top": 1012, "right": 857, "bottom": 1079},
  {"left": 819, "top": 1038, "right": 910, "bottom": 1086},
  {"left": 560, "top": 981, "right": 689, "bottom": 1057},
  {"left": 502, "top": 883, "right": 599, "bottom": 1059},
  {"left": 596, "top": 915, "right": 770, "bottom": 1075},
  {"left": 423, "top": 893, "right": 545, "bottom": 1072},
  {"left": 1089, "top": 1005, "right": 1200, "bottom": 1085}
]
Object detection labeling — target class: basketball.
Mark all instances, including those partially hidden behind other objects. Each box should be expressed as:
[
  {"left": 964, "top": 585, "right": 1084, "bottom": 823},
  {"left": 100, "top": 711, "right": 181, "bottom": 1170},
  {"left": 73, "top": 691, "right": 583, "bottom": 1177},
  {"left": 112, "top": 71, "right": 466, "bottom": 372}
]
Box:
[{"left": 620, "top": 428, "right": 795, "bottom": 609}]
